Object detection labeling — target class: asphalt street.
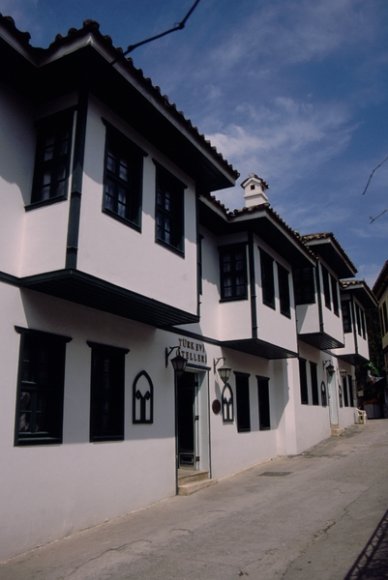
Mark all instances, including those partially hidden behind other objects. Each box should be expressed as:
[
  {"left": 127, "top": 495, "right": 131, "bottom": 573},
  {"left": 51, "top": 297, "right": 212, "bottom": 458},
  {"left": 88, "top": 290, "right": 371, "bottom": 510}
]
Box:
[{"left": 2, "top": 419, "right": 388, "bottom": 579}]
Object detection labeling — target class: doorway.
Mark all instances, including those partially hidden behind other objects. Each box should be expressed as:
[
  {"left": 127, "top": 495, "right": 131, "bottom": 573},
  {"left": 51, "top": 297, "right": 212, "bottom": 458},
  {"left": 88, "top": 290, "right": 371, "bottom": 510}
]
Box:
[{"left": 176, "top": 371, "right": 198, "bottom": 467}]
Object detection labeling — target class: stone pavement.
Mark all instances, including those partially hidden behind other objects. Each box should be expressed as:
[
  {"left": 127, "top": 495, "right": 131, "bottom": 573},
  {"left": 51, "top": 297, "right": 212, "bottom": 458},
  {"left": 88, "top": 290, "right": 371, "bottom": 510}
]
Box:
[{"left": 2, "top": 419, "right": 388, "bottom": 579}]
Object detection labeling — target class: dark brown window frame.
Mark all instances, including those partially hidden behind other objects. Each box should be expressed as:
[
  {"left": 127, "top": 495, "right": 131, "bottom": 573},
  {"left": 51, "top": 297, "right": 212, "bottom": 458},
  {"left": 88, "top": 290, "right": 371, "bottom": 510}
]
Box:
[
  {"left": 219, "top": 244, "right": 248, "bottom": 301},
  {"left": 14, "top": 327, "right": 71, "bottom": 446},
  {"left": 29, "top": 110, "right": 74, "bottom": 207}
]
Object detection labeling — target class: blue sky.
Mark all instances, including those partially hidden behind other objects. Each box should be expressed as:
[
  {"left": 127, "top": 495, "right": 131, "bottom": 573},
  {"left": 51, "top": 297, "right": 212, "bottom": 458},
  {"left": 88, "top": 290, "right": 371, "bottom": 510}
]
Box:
[{"left": 1, "top": 0, "right": 387, "bottom": 286}]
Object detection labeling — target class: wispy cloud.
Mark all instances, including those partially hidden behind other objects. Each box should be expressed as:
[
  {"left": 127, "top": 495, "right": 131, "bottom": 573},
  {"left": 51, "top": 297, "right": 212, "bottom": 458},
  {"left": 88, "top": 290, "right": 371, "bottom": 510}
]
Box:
[{"left": 206, "top": 96, "right": 357, "bottom": 210}]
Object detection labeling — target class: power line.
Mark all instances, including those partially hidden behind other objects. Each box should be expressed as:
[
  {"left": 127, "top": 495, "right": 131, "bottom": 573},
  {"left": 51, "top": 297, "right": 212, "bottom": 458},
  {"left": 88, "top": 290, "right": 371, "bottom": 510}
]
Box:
[
  {"left": 369, "top": 208, "right": 388, "bottom": 223},
  {"left": 361, "top": 153, "right": 388, "bottom": 196},
  {"left": 122, "top": 0, "right": 202, "bottom": 56}
]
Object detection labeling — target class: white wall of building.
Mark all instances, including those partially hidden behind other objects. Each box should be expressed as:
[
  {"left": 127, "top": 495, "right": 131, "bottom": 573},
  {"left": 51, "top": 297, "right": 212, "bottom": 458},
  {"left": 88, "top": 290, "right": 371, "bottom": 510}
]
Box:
[
  {"left": 255, "top": 241, "right": 298, "bottom": 353},
  {"left": 0, "top": 87, "right": 34, "bottom": 276},
  {"left": 19, "top": 96, "right": 78, "bottom": 277},
  {"left": 78, "top": 98, "right": 198, "bottom": 315},
  {"left": 208, "top": 347, "right": 279, "bottom": 479},
  {"left": 0, "top": 283, "right": 178, "bottom": 560}
]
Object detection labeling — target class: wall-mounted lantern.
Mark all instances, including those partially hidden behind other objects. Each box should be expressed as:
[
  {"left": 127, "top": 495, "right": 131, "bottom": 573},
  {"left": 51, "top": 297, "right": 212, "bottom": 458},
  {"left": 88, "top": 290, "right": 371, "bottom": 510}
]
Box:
[
  {"left": 213, "top": 357, "right": 232, "bottom": 385},
  {"left": 165, "top": 346, "right": 187, "bottom": 374},
  {"left": 323, "top": 360, "right": 335, "bottom": 378}
]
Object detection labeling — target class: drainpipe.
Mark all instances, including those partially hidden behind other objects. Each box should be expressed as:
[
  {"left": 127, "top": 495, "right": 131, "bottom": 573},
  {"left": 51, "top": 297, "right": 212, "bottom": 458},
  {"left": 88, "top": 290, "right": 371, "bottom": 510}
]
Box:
[{"left": 248, "top": 232, "right": 258, "bottom": 338}]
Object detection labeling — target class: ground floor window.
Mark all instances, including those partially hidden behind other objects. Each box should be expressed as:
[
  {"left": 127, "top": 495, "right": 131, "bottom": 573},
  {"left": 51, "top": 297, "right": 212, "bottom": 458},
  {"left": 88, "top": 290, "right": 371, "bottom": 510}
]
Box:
[
  {"left": 14, "top": 327, "right": 71, "bottom": 445},
  {"left": 299, "top": 358, "right": 308, "bottom": 404},
  {"left": 257, "top": 376, "right": 271, "bottom": 430},
  {"left": 88, "top": 342, "right": 129, "bottom": 442},
  {"left": 310, "top": 362, "right": 319, "bottom": 405},
  {"left": 235, "top": 373, "right": 251, "bottom": 432}
]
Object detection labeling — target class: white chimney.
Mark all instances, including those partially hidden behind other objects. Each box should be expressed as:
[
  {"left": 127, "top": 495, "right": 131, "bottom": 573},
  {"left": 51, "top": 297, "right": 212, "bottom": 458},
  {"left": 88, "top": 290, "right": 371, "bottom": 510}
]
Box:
[{"left": 241, "top": 174, "right": 269, "bottom": 208}]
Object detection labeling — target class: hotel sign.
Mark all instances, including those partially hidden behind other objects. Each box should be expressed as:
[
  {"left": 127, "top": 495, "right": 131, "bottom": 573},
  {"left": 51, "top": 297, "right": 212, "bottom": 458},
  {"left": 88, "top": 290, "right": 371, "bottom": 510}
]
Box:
[{"left": 178, "top": 338, "right": 208, "bottom": 365}]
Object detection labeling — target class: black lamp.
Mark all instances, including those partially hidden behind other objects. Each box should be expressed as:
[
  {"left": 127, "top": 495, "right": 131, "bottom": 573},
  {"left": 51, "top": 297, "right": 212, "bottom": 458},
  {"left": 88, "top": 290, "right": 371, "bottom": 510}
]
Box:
[{"left": 165, "top": 346, "right": 187, "bottom": 373}]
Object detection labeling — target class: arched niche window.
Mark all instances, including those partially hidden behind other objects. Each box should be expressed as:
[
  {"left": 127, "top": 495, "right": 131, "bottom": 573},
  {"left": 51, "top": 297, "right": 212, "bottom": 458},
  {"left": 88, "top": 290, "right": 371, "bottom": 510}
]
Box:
[
  {"left": 133, "top": 371, "right": 154, "bottom": 424},
  {"left": 222, "top": 384, "right": 234, "bottom": 423}
]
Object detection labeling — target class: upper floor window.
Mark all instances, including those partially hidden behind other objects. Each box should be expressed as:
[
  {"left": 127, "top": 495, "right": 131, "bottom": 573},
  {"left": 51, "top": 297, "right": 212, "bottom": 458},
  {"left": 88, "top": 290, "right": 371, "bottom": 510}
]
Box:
[
  {"left": 321, "top": 266, "right": 331, "bottom": 310},
  {"left": 354, "top": 303, "right": 366, "bottom": 339},
  {"left": 103, "top": 127, "right": 144, "bottom": 229},
  {"left": 342, "top": 299, "right": 352, "bottom": 333},
  {"left": 88, "top": 342, "right": 128, "bottom": 442},
  {"left": 30, "top": 110, "right": 73, "bottom": 205},
  {"left": 330, "top": 275, "right": 339, "bottom": 316},
  {"left": 14, "top": 327, "right": 71, "bottom": 445},
  {"left": 155, "top": 165, "right": 185, "bottom": 254},
  {"left": 293, "top": 266, "right": 315, "bottom": 305},
  {"left": 277, "top": 263, "right": 291, "bottom": 317},
  {"left": 219, "top": 244, "right": 247, "bottom": 301},
  {"left": 260, "top": 249, "right": 275, "bottom": 308}
]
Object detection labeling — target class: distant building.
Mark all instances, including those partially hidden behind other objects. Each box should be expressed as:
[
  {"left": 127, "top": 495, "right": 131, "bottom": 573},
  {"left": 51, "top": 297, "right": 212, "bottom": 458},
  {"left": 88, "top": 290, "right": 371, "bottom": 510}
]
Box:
[
  {"left": 373, "top": 261, "right": 388, "bottom": 375},
  {"left": 0, "top": 15, "right": 376, "bottom": 561}
]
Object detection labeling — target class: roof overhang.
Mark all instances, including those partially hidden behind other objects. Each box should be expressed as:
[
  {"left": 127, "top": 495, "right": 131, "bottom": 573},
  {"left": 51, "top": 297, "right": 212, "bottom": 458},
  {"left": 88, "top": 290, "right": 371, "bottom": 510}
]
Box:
[
  {"left": 20, "top": 269, "right": 198, "bottom": 328},
  {"left": 1, "top": 22, "right": 238, "bottom": 193},
  {"left": 303, "top": 236, "right": 356, "bottom": 278},
  {"left": 337, "top": 353, "right": 369, "bottom": 366},
  {"left": 222, "top": 338, "right": 298, "bottom": 360},
  {"left": 199, "top": 199, "right": 314, "bottom": 269},
  {"left": 299, "top": 333, "right": 344, "bottom": 351},
  {"left": 341, "top": 282, "right": 377, "bottom": 309}
]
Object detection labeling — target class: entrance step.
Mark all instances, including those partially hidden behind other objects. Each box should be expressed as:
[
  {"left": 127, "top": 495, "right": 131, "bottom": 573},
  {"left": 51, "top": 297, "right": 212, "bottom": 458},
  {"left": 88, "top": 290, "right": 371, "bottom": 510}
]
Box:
[
  {"left": 331, "top": 426, "right": 344, "bottom": 436},
  {"left": 177, "top": 469, "right": 216, "bottom": 496}
]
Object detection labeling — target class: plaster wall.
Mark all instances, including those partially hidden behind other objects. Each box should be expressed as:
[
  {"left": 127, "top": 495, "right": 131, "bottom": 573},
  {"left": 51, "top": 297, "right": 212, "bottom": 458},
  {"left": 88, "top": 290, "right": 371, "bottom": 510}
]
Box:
[
  {"left": 0, "top": 283, "right": 177, "bottom": 561},
  {"left": 255, "top": 242, "right": 298, "bottom": 352},
  {"left": 318, "top": 264, "right": 344, "bottom": 341},
  {"left": 77, "top": 99, "right": 198, "bottom": 314},
  {"left": 19, "top": 97, "right": 78, "bottom": 277},
  {"left": 0, "top": 87, "right": 34, "bottom": 275},
  {"left": 296, "top": 271, "right": 344, "bottom": 344},
  {"left": 292, "top": 342, "right": 333, "bottom": 451},
  {"left": 207, "top": 347, "right": 282, "bottom": 480}
]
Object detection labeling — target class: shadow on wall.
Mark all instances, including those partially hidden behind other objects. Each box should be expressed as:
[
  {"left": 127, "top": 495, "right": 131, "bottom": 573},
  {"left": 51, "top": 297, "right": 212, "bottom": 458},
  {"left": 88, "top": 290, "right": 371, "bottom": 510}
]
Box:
[{"left": 345, "top": 509, "right": 388, "bottom": 579}]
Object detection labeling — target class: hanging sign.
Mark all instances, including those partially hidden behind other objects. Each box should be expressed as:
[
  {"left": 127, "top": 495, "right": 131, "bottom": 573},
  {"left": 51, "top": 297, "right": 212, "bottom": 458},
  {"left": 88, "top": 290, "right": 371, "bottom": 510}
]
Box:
[{"left": 178, "top": 337, "right": 208, "bottom": 365}]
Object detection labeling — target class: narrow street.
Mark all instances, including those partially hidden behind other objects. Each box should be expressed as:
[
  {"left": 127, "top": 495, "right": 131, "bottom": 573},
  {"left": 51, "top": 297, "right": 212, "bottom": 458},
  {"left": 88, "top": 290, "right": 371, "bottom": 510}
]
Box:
[{"left": 2, "top": 419, "right": 388, "bottom": 580}]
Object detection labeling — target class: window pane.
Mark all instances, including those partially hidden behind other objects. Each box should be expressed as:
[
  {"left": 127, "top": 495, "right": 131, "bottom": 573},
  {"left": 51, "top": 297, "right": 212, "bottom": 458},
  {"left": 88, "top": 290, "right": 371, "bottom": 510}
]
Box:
[
  {"left": 103, "top": 128, "right": 143, "bottom": 227},
  {"left": 15, "top": 330, "right": 68, "bottom": 445},
  {"left": 155, "top": 166, "right": 184, "bottom": 252},
  {"left": 260, "top": 249, "right": 275, "bottom": 308},
  {"left": 90, "top": 345, "right": 126, "bottom": 441},
  {"left": 31, "top": 111, "right": 73, "bottom": 204},
  {"left": 219, "top": 245, "right": 247, "bottom": 301}
]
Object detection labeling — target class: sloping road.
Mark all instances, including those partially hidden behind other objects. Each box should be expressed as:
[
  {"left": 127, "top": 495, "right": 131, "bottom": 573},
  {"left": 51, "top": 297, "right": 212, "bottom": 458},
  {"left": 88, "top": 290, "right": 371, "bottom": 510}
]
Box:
[{"left": 2, "top": 419, "right": 388, "bottom": 579}]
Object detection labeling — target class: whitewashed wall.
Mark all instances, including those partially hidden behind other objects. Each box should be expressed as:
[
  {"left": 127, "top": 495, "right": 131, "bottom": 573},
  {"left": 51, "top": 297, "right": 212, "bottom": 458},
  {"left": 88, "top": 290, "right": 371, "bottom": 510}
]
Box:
[
  {"left": 255, "top": 241, "right": 298, "bottom": 353},
  {"left": 296, "top": 263, "right": 344, "bottom": 346},
  {"left": 19, "top": 96, "right": 78, "bottom": 277},
  {"left": 317, "top": 263, "right": 344, "bottom": 342},
  {"left": 207, "top": 346, "right": 279, "bottom": 479},
  {"left": 78, "top": 98, "right": 198, "bottom": 315},
  {"left": 0, "top": 87, "right": 34, "bottom": 275},
  {"left": 0, "top": 283, "right": 177, "bottom": 561},
  {"left": 292, "top": 343, "right": 332, "bottom": 451}
]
